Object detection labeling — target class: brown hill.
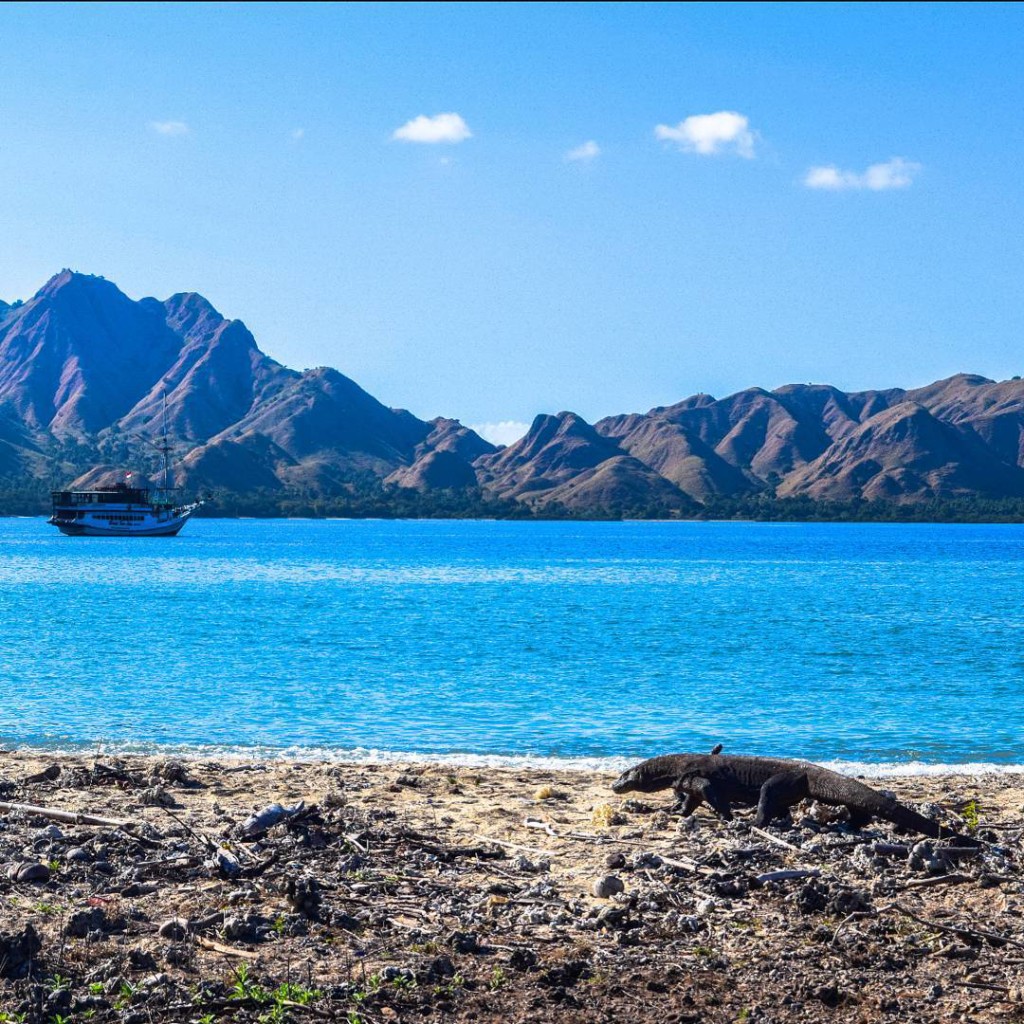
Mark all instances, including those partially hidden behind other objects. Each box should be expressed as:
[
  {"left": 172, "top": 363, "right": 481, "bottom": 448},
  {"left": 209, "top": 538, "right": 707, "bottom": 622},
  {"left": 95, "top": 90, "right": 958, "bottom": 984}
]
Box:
[
  {"left": 777, "top": 401, "right": 1024, "bottom": 501},
  {"left": 475, "top": 412, "right": 692, "bottom": 511}
]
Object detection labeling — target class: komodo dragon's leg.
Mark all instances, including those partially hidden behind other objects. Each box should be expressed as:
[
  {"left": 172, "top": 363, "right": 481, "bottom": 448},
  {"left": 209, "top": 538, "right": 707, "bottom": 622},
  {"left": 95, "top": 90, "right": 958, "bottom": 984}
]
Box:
[
  {"left": 755, "top": 771, "right": 810, "bottom": 826},
  {"left": 845, "top": 808, "right": 873, "bottom": 829},
  {"left": 681, "top": 777, "right": 733, "bottom": 821},
  {"left": 670, "top": 790, "right": 702, "bottom": 816}
]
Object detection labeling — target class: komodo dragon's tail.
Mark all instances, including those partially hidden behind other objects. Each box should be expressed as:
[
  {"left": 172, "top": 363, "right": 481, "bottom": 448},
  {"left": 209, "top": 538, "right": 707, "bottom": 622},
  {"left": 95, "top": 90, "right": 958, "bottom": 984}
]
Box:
[
  {"left": 880, "top": 800, "right": 976, "bottom": 844},
  {"left": 814, "top": 771, "right": 979, "bottom": 845}
]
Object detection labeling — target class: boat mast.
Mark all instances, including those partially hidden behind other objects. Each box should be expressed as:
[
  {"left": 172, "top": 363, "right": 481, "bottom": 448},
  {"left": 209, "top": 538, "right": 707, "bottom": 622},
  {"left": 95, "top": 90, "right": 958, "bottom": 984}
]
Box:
[{"left": 162, "top": 392, "right": 169, "bottom": 490}]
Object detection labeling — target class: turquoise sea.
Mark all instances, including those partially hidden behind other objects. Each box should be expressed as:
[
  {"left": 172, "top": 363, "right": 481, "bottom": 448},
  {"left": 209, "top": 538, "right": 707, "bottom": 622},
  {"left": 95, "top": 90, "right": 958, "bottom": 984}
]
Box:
[{"left": 2, "top": 517, "right": 1023, "bottom": 773}]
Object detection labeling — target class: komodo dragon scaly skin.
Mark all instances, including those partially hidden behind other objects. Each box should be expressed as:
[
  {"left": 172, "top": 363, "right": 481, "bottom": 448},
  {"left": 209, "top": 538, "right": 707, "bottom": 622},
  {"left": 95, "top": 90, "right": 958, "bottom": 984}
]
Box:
[{"left": 612, "top": 753, "right": 976, "bottom": 843}]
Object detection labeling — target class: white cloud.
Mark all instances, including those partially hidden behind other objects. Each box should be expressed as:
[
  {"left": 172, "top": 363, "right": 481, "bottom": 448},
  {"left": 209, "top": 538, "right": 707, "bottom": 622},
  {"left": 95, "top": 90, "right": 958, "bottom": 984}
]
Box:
[
  {"left": 566, "top": 140, "right": 600, "bottom": 163},
  {"left": 392, "top": 112, "right": 472, "bottom": 144},
  {"left": 150, "top": 120, "right": 190, "bottom": 136},
  {"left": 290, "top": 128, "right": 305, "bottom": 141},
  {"left": 655, "top": 111, "right": 756, "bottom": 158},
  {"left": 470, "top": 420, "right": 530, "bottom": 447},
  {"left": 803, "top": 157, "right": 921, "bottom": 191}
]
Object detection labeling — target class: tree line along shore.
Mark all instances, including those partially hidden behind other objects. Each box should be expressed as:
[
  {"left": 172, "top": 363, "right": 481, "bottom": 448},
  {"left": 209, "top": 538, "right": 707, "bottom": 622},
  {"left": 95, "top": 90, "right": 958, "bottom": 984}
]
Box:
[{"left": 7, "top": 478, "right": 1024, "bottom": 522}]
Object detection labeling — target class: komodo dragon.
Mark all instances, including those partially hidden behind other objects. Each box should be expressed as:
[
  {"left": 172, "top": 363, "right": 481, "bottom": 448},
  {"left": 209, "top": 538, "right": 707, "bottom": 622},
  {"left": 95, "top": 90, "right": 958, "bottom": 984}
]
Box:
[{"left": 611, "top": 752, "right": 975, "bottom": 843}]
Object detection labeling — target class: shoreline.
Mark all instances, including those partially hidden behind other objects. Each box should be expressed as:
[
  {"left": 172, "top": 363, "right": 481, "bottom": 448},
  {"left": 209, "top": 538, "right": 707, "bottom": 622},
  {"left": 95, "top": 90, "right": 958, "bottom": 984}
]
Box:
[
  {"left": 0, "top": 750, "right": 1020, "bottom": 1022},
  {"left": 5, "top": 742, "right": 1024, "bottom": 778}
]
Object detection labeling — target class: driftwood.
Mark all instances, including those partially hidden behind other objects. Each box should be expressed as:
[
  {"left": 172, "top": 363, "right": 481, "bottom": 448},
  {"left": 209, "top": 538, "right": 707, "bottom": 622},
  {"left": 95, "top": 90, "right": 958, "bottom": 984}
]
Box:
[
  {"left": 755, "top": 868, "right": 822, "bottom": 885},
  {"left": 472, "top": 833, "right": 554, "bottom": 857},
  {"left": 881, "top": 903, "right": 1024, "bottom": 950},
  {"left": 901, "top": 873, "right": 972, "bottom": 890},
  {"left": 194, "top": 935, "right": 260, "bottom": 959},
  {"left": 0, "top": 800, "right": 127, "bottom": 828},
  {"left": 748, "top": 825, "right": 801, "bottom": 851}
]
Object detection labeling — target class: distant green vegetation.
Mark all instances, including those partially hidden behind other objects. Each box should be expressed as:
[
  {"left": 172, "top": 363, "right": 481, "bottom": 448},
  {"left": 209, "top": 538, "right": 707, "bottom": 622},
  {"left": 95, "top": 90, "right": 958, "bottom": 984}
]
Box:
[
  {"left": 694, "top": 493, "right": 1024, "bottom": 523},
  {"left": 6, "top": 474, "right": 1024, "bottom": 522}
]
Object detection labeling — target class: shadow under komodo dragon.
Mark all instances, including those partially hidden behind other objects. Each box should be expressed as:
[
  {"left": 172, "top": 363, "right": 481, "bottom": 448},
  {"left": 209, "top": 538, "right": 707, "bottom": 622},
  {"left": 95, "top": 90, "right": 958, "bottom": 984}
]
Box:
[{"left": 612, "top": 752, "right": 978, "bottom": 843}]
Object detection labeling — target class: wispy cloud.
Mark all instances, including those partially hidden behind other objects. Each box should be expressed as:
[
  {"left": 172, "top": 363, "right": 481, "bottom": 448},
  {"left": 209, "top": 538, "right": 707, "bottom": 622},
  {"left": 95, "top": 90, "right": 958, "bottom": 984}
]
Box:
[
  {"left": 470, "top": 420, "right": 529, "bottom": 447},
  {"left": 149, "top": 120, "right": 190, "bottom": 137},
  {"left": 290, "top": 128, "right": 306, "bottom": 141},
  {"left": 655, "top": 111, "right": 756, "bottom": 158},
  {"left": 392, "top": 112, "right": 472, "bottom": 144},
  {"left": 803, "top": 157, "right": 921, "bottom": 191},
  {"left": 565, "top": 140, "right": 600, "bottom": 163}
]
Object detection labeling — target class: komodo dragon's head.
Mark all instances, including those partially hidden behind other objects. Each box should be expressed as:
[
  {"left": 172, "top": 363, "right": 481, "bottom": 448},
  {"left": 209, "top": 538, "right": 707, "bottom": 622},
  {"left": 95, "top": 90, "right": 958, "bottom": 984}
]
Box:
[{"left": 611, "top": 754, "right": 703, "bottom": 794}]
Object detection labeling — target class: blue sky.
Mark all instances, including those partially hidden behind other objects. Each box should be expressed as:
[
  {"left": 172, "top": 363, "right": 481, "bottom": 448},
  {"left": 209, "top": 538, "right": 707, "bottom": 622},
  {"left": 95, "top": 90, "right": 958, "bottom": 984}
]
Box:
[{"left": 1, "top": 3, "right": 1022, "bottom": 442}]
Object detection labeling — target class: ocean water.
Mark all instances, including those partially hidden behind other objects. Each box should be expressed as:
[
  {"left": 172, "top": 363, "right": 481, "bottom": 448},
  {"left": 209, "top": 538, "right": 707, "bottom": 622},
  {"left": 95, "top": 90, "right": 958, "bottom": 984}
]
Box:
[{"left": 2, "top": 517, "right": 1024, "bottom": 774}]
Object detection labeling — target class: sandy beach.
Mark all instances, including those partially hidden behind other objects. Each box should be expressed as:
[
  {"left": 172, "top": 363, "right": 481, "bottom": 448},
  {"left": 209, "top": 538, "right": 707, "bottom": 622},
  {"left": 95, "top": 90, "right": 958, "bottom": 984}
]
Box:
[{"left": 0, "top": 750, "right": 1021, "bottom": 1023}]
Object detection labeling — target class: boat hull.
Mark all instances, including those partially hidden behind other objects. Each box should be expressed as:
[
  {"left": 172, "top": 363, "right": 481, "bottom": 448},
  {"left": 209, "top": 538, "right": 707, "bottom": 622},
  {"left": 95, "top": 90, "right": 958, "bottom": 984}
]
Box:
[
  {"left": 48, "top": 501, "right": 202, "bottom": 537},
  {"left": 52, "top": 517, "right": 191, "bottom": 537}
]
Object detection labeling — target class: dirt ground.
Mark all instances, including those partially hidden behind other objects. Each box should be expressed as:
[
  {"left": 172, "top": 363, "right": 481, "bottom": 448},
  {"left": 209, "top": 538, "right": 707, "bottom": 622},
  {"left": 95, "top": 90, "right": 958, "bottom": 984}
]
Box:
[{"left": 0, "top": 750, "right": 1022, "bottom": 1023}]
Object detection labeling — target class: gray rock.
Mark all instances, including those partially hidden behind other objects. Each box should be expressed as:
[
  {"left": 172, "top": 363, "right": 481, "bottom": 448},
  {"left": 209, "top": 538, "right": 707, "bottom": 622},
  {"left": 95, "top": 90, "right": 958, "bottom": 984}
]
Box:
[
  {"left": 140, "top": 785, "right": 176, "bottom": 808},
  {"left": 157, "top": 918, "right": 189, "bottom": 941},
  {"left": 66, "top": 908, "right": 107, "bottom": 938},
  {"left": 592, "top": 874, "right": 625, "bottom": 898}
]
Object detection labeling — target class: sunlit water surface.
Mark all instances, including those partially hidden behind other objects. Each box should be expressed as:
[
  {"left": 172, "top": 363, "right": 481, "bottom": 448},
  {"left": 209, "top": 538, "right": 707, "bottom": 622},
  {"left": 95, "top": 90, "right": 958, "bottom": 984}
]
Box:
[{"left": 2, "top": 518, "right": 1023, "bottom": 773}]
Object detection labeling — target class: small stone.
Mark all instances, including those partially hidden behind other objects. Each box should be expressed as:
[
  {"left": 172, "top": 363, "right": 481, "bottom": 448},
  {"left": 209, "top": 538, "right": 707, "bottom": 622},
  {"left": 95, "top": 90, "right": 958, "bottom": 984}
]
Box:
[
  {"left": 0, "top": 924, "right": 41, "bottom": 979},
  {"left": 128, "top": 949, "right": 158, "bottom": 971},
  {"left": 628, "top": 850, "right": 663, "bottom": 869},
  {"left": 13, "top": 862, "right": 50, "bottom": 884},
  {"left": 380, "top": 966, "right": 415, "bottom": 983},
  {"left": 447, "top": 930, "right": 480, "bottom": 953},
  {"left": 140, "top": 785, "right": 175, "bottom": 808},
  {"left": 66, "top": 908, "right": 107, "bottom": 938},
  {"left": 604, "top": 852, "right": 626, "bottom": 870},
  {"left": 157, "top": 918, "right": 189, "bottom": 941},
  {"left": 427, "top": 954, "right": 457, "bottom": 978},
  {"left": 67, "top": 847, "right": 90, "bottom": 863},
  {"left": 35, "top": 825, "right": 63, "bottom": 842},
  {"left": 222, "top": 915, "right": 265, "bottom": 943},
  {"left": 591, "top": 874, "right": 625, "bottom": 899}
]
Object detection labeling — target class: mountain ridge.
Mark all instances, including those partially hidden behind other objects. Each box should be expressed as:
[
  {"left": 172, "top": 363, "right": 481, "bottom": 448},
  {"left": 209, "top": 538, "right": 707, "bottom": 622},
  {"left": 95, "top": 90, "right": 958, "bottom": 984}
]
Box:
[{"left": 3, "top": 270, "right": 1024, "bottom": 516}]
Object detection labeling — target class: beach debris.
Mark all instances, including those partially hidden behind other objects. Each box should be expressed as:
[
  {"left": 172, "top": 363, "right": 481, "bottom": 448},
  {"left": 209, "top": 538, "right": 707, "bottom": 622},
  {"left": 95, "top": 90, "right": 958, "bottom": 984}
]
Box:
[
  {"left": 209, "top": 846, "right": 242, "bottom": 878},
  {"left": 754, "top": 868, "right": 822, "bottom": 886},
  {"left": 239, "top": 800, "right": 306, "bottom": 838},
  {"left": 22, "top": 764, "right": 61, "bottom": 785},
  {"left": 533, "top": 785, "right": 554, "bottom": 801},
  {"left": 0, "top": 799, "right": 129, "bottom": 828},
  {"left": 284, "top": 874, "right": 322, "bottom": 918},
  {"left": 141, "top": 784, "right": 177, "bottom": 808},
  {"left": 591, "top": 803, "right": 626, "bottom": 827},
  {"left": 0, "top": 753, "right": 1019, "bottom": 1024},
  {"left": 153, "top": 760, "right": 193, "bottom": 786},
  {"left": 7, "top": 861, "right": 50, "bottom": 883}
]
